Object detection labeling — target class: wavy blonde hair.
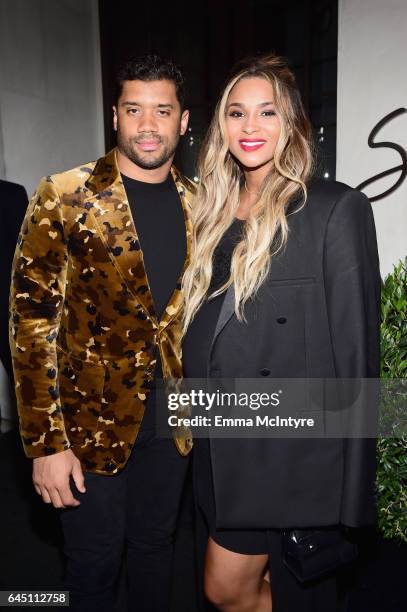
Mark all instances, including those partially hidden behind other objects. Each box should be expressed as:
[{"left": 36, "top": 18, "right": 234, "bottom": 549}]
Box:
[{"left": 182, "top": 53, "right": 314, "bottom": 331}]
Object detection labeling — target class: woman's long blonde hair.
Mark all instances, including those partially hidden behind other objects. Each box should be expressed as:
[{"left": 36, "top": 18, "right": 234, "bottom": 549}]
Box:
[{"left": 182, "top": 53, "right": 314, "bottom": 331}]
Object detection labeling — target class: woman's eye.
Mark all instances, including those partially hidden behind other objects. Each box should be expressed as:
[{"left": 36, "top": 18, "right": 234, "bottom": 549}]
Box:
[
  {"left": 262, "top": 110, "right": 276, "bottom": 117},
  {"left": 228, "top": 111, "right": 243, "bottom": 118}
]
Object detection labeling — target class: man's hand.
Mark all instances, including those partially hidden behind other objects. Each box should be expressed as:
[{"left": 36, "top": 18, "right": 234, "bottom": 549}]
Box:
[{"left": 33, "top": 449, "right": 86, "bottom": 508}]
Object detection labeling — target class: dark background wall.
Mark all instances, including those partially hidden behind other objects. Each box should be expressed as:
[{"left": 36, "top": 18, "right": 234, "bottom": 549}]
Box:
[{"left": 98, "top": 0, "right": 338, "bottom": 180}]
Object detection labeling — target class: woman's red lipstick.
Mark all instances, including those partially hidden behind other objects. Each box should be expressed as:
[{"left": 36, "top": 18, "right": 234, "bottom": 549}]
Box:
[{"left": 239, "top": 139, "right": 266, "bottom": 152}]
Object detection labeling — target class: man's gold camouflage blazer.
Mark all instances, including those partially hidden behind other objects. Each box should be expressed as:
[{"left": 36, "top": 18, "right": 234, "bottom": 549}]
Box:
[{"left": 9, "top": 148, "right": 194, "bottom": 474}]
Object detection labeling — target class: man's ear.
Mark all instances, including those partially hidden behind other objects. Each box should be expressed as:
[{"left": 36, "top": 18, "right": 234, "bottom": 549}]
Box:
[
  {"left": 180, "top": 109, "right": 189, "bottom": 136},
  {"left": 113, "top": 106, "right": 118, "bottom": 132}
]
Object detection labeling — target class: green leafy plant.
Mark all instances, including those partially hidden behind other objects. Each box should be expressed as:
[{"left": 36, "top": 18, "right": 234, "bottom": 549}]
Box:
[{"left": 377, "top": 259, "right": 407, "bottom": 542}]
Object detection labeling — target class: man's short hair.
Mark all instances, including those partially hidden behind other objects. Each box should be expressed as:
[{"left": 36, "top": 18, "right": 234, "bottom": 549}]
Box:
[{"left": 115, "top": 54, "right": 186, "bottom": 110}]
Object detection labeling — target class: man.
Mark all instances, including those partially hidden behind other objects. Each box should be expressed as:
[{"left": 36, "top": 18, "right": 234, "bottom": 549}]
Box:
[
  {"left": 9, "top": 54, "right": 194, "bottom": 612},
  {"left": 1, "top": 180, "right": 28, "bottom": 427},
  {"left": 0, "top": 179, "right": 28, "bottom": 385}
]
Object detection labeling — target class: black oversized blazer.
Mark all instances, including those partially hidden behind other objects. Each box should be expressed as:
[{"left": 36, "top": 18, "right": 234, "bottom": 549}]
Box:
[{"left": 206, "top": 179, "right": 381, "bottom": 529}]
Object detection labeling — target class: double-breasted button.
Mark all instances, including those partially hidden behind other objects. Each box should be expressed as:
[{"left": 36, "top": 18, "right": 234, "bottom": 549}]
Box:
[
  {"left": 260, "top": 368, "right": 271, "bottom": 376},
  {"left": 277, "top": 316, "right": 287, "bottom": 324}
]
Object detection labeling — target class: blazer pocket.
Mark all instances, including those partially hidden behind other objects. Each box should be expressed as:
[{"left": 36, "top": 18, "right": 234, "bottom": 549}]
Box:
[
  {"left": 268, "top": 276, "right": 316, "bottom": 287},
  {"left": 57, "top": 346, "right": 106, "bottom": 446}
]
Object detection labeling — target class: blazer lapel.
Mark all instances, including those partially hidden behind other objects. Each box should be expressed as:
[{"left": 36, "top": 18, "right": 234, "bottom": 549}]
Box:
[
  {"left": 214, "top": 284, "right": 235, "bottom": 339},
  {"left": 206, "top": 190, "right": 304, "bottom": 359},
  {"left": 207, "top": 284, "right": 236, "bottom": 371},
  {"left": 158, "top": 166, "right": 194, "bottom": 330},
  {"left": 85, "top": 148, "right": 156, "bottom": 322}
]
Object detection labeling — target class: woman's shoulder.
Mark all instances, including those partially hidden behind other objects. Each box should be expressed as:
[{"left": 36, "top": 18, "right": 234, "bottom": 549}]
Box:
[
  {"left": 307, "top": 176, "right": 363, "bottom": 200},
  {"left": 304, "top": 177, "right": 371, "bottom": 220}
]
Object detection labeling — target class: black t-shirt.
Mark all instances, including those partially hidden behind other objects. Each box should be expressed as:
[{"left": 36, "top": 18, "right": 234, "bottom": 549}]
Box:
[
  {"left": 122, "top": 173, "right": 186, "bottom": 319},
  {"left": 122, "top": 173, "right": 187, "bottom": 430},
  {"left": 182, "top": 218, "right": 244, "bottom": 378}
]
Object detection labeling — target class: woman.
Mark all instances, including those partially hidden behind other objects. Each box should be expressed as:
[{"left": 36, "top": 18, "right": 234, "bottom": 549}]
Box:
[{"left": 182, "top": 54, "right": 380, "bottom": 612}]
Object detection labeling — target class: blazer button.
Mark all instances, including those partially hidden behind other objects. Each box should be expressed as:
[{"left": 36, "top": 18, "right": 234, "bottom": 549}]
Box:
[
  {"left": 260, "top": 368, "right": 271, "bottom": 376},
  {"left": 277, "top": 316, "right": 287, "bottom": 324}
]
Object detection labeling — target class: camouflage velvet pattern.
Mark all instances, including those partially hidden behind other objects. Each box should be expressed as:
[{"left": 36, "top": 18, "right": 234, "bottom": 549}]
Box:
[{"left": 9, "top": 149, "right": 194, "bottom": 474}]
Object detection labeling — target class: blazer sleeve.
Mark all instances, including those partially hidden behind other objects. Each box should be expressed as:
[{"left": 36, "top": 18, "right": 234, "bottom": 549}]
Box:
[
  {"left": 323, "top": 188, "right": 381, "bottom": 527},
  {"left": 9, "top": 176, "right": 70, "bottom": 457}
]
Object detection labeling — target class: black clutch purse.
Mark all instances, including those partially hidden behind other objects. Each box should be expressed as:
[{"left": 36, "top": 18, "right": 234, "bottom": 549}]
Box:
[{"left": 282, "top": 528, "right": 358, "bottom": 584}]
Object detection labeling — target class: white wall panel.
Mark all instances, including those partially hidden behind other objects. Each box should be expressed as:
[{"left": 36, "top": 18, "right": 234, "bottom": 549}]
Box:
[
  {"left": 337, "top": 0, "right": 407, "bottom": 277},
  {"left": 0, "top": 0, "right": 104, "bottom": 195}
]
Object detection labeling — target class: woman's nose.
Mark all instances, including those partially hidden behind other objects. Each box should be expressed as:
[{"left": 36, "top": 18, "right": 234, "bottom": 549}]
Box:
[{"left": 242, "top": 114, "right": 259, "bottom": 134}]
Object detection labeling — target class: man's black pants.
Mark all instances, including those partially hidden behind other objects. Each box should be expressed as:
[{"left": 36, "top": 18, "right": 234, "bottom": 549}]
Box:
[{"left": 59, "top": 426, "right": 189, "bottom": 612}]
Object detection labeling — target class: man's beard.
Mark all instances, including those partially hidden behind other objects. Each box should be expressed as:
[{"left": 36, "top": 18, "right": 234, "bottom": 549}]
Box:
[{"left": 117, "top": 125, "right": 179, "bottom": 170}]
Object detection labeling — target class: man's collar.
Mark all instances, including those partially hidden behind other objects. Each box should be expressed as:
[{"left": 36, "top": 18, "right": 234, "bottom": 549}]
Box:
[
  {"left": 85, "top": 148, "right": 118, "bottom": 195},
  {"left": 85, "top": 147, "right": 195, "bottom": 199}
]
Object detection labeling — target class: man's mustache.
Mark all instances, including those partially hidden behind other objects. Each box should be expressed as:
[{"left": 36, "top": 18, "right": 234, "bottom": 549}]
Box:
[{"left": 132, "top": 134, "right": 163, "bottom": 144}]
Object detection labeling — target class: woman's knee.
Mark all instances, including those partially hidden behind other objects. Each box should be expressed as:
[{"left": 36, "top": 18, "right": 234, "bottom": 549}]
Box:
[
  {"left": 203, "top": 537, "right": 269, "bottom": 609},
  {"left": 204, "top": 570, "right": 243, "bottom": 608},
  {"left": 204, "top": 563, "right": 265, "bottom": 610}
]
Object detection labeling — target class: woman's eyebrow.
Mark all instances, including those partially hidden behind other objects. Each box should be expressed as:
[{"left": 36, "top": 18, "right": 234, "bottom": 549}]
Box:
[{"left": 227, "top": 100, "right": 275, "bottom": 108}]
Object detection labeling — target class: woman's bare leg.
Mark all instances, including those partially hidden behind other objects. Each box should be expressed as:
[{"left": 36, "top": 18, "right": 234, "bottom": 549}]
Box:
[{"left": 204, "top": 537, "right": 272, "bottom": 612}]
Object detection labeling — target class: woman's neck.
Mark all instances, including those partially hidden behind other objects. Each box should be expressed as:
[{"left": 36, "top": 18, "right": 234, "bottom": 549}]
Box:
[
  {"left": 236, "top": 165, "right": 270, "bottom": 220},
  {"left": 244, "top": 160, "right": 272, "bottom": 193}
]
